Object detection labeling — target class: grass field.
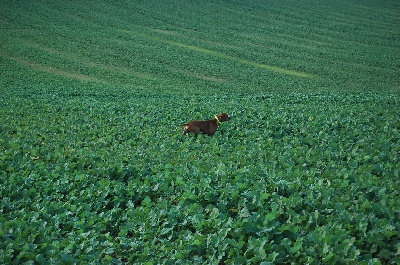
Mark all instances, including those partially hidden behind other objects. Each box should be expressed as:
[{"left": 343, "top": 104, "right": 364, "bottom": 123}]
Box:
[{"left": 1, "top": 0, "right": 399, "bottom": 264}]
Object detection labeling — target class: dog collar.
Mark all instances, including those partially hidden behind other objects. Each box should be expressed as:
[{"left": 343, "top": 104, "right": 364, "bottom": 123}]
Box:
[{"left": 214, "top": 115, "right": 222, "bottom": 124}]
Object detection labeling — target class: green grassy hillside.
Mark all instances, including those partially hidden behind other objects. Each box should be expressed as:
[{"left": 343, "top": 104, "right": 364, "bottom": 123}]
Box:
[
  {"left": 1, "top": 0, "right": 399, "bottom": 93},
  {"left": 1, "top": 0, "right": 399, "bottom": 264}
]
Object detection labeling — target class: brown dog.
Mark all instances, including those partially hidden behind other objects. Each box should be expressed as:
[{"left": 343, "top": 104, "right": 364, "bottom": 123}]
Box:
[{"left": 182, "top": 113, "right": 231, "bottom": 136}]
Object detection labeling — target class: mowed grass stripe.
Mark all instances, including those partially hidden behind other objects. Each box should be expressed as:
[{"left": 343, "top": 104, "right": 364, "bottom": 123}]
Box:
[
  {"left": 169, "top": 41, "right": 315, "bottom": 78},
  {"left": 0, "top": 51, "right": 105, "bottom": 83},
  {"left": 22, "top": 38, "right": 156, "bottom": 80},
  {"left": 120, "top": 29, "right": 315, "bottom": 78},
  {"left": 1, "top": 35, "right": 158, "bottom": 84},
  {"left": 228, "top": 1, "right": 399, "bottom": 80}
]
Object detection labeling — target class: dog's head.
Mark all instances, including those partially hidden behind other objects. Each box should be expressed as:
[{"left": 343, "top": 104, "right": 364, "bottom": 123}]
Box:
[{"left": 218, "top": 113, "right": 232, "bottom": 122}]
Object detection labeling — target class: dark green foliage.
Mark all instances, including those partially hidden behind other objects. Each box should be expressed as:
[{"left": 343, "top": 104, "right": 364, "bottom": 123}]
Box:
[{"left": 1, "top": 0, "right": 399, "bottom": 264}]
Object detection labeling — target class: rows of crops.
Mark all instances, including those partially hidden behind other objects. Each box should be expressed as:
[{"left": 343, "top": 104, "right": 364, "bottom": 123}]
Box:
[
  {"left": 1, "top": 0, "right": 399, "bottom": 264},
  {"left": 2, "top": 89, "right": 398, "bottom": 263},
  {"left": 1, "top": 0, "right": 399, "bottom": 93}
]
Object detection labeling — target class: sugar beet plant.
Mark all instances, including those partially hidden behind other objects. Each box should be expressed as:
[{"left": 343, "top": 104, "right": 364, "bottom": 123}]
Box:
[
  {"left": 1, "top": 90, "right": 399, "bottom": 264},
  {"left": 1, "top": 0, "right": 400, "bottom": 264}
]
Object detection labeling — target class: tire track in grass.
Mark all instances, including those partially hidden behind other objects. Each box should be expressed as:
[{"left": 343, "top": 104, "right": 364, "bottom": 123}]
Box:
[
  {"left": 0, "top": 51, "right": 106, "bottom": 83},
  {"left": 169, "top": 40, "right": 315, "bottom": 78},
  {"left": 23, "top": 38, "right": 156, "bottom": 81},
  {"left": 0, "top": 38, "right": 157, "bottom": 84},
  {"left": 119, "top": 29, "right": 315, "bottom": 79}
]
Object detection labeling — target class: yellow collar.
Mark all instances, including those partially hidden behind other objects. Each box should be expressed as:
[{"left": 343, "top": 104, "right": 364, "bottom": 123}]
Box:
[{"left": 214, "top": 115, "right": 222, "bottom": 124}]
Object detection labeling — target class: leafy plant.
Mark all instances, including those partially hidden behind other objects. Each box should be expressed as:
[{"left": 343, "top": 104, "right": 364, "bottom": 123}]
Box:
[{"left": 1, "top": 0, "right": 399, "bottom": 264}]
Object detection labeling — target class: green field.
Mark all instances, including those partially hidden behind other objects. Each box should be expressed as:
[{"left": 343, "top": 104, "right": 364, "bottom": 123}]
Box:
[{"left": 1, "top": 0, "right": 399, "bottom": 264}]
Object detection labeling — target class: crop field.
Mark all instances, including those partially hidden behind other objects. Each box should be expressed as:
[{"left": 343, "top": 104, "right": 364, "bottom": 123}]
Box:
[{"left": 1, "top": 0, "right": 399, "bottom": 264}]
